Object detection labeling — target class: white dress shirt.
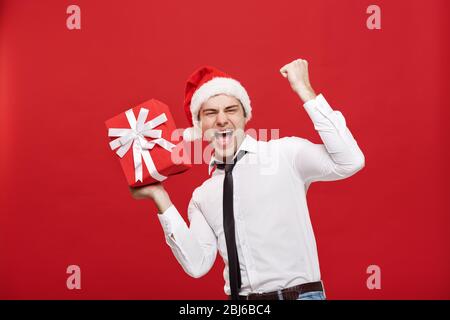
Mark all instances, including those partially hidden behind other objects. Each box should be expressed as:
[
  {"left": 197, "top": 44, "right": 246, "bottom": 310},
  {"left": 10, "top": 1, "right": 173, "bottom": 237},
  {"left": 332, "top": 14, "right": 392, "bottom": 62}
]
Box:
[{"left": 157, "top": 93, "right": 365, "bottom": 296}]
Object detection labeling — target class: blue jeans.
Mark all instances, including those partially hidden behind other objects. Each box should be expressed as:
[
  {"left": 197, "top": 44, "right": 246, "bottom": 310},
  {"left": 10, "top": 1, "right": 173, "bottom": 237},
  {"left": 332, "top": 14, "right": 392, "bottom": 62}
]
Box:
[{"left": 297, "top": 291, "right": 326, "bottom": 300}]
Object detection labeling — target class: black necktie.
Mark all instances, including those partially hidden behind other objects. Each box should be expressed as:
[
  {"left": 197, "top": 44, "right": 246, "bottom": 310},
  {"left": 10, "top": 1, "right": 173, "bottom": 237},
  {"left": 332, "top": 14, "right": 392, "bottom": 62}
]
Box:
[{"left": 216, "top": 150, "right": 247, "bottom": 300}]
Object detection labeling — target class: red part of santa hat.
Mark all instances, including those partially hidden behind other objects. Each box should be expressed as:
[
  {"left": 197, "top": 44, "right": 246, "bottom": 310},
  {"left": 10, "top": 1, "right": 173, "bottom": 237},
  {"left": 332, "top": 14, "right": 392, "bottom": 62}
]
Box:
[{"left": 183, "top": 65, "right": 252, "bottom": 141}]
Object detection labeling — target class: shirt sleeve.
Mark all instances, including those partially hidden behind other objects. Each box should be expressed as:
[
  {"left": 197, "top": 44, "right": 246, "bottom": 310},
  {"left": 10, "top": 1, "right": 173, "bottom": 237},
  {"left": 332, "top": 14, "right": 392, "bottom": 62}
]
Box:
[
  {"left": 287, "top": 93, "right": 365, "bottom": 187},
  {"left": 157, "top": 193, "right": 218, "bottom": 279}
]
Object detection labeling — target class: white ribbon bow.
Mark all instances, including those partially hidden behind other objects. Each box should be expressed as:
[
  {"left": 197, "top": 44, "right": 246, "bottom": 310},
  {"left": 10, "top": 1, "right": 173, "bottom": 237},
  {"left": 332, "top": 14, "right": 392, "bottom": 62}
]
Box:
[{"left": 108, "top": 107, "right": 176, "bottom": 183}]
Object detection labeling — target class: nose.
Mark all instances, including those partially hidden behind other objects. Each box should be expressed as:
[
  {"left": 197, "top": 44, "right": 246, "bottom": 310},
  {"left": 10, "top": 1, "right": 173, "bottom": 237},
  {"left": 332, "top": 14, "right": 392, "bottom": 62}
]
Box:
[{"left": 215, "top": 110, "right": 229, "bottom": 127}]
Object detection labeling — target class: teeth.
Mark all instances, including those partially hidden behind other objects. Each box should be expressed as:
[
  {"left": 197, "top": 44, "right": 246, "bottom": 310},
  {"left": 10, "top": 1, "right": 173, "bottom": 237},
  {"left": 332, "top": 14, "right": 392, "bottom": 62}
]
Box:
[{"left": 215, "top": 129, "right": 233, "bottom": 138}]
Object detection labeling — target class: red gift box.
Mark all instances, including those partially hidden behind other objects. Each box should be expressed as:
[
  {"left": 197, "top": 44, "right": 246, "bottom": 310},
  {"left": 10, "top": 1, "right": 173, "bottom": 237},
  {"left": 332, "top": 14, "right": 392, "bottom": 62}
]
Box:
[{"left": 105, "top": 99, "right": 191, "bottom": 187}]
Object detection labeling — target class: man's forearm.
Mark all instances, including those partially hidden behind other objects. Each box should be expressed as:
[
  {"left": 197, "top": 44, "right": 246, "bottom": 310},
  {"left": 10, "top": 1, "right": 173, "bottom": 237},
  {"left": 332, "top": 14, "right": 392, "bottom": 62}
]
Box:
[
  {"left": 295, "top": 85, "right": 317, "bottom": 104},
  {"left": 302, "top": 94, "right": 365, "bottom": 177},
  {"left": 153, "top": 189, "right": 173, "bottom": 214}
]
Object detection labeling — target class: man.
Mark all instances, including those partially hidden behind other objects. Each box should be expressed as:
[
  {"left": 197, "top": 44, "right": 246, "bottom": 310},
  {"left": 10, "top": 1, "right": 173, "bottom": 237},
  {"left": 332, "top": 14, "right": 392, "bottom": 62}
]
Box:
[{"left": 130, "top": 59, "right": 365, "bottom": 300}]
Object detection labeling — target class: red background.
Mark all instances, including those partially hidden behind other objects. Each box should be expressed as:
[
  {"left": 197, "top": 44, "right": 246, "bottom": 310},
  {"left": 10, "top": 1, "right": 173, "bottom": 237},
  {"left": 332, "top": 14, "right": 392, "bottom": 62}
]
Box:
[{"left": 1, "top": 0, "right": 449, "bottom": 299}]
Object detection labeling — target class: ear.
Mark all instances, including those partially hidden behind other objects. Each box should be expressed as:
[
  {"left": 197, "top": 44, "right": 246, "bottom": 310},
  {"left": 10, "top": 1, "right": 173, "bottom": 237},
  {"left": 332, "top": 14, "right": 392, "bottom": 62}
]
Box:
[{"left": 238, "top": 100, "right": 247, "bottom": 118}]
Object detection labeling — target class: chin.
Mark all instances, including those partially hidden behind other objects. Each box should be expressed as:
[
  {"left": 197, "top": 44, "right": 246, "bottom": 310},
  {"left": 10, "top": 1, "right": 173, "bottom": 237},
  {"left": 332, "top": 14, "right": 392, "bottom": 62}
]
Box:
[{"left": 214, "top": 139, "right": 236, "bottom": 161}]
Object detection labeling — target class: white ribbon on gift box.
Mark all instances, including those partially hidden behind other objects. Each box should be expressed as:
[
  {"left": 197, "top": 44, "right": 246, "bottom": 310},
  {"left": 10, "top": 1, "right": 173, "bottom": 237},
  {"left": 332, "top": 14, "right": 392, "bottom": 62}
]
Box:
[{"left": 108, "top": 107, "right": 176, "bottom": 183}]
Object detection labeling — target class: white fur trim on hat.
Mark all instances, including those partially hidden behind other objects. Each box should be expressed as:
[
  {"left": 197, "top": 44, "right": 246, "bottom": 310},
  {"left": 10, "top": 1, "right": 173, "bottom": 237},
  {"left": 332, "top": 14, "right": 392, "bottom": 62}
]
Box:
[
  {"left": 182, "top": 125, "right": 203, "bottom": 142},
  {"left": 190, "top": 77, "right": 252, "bottom": 129}
]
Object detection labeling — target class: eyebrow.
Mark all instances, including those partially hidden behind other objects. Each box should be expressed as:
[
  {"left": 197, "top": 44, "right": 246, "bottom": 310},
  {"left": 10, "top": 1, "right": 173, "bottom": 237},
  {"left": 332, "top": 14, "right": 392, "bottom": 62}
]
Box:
[{"left": 201, "top": 105, "right": 240, "bottom": 113}]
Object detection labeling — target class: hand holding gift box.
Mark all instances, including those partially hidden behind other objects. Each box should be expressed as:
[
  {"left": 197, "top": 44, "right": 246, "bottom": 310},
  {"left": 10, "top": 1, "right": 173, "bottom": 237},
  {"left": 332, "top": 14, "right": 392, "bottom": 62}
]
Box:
[{"left": 105, "top": 99, "right": 191, "bottom": 187}]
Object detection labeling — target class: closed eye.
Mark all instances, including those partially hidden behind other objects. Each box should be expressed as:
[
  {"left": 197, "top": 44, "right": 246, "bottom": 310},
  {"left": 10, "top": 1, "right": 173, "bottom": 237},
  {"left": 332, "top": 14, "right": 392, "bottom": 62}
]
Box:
[
  {"left": 203, "top": 110, "right": 218, "bottom": 116},
  {"left": 225, "top": 105, "right": 239, "bottom": 113}
]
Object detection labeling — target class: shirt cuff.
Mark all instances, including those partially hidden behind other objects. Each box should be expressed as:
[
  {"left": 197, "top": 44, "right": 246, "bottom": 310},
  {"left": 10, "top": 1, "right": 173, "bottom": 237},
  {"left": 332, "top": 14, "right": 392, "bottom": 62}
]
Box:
[
  {"left": 303, "top": 93, "right": 347, "bottom": 132},
  {"left": 157, "top": 204, "right": 185, "bottom": 236},
  {"left": 303, "top": 93, "right": 333, "bottom": 116}
]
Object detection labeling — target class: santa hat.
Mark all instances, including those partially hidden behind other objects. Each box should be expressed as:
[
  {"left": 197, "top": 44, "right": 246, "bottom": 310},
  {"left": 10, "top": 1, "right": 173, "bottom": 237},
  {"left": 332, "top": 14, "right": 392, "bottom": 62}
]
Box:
[{"left": 182, "top": 65, "right": 252, "bottom": 141}]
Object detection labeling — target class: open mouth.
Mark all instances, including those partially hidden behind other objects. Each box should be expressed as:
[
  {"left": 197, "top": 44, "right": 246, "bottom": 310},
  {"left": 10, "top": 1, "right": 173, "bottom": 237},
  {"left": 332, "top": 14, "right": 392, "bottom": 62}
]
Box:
[{"left": 214, "top": 129, "right": 234, "bottom": 148}]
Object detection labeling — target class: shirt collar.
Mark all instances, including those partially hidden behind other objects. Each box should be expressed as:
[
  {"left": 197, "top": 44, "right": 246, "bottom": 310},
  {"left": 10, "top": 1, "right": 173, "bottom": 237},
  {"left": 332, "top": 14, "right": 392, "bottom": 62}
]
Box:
[{"left": 208, "top": 134, "right": 257, "bottom": 175}]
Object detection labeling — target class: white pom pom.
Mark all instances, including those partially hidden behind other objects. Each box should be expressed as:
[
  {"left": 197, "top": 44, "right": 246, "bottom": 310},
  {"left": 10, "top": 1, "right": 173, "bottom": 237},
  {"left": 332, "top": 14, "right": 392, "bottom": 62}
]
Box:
[{"left": 183, "top": 126, "right": 202, "bottom": 142}]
